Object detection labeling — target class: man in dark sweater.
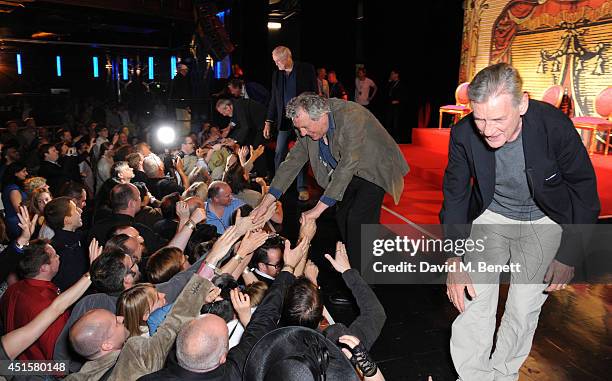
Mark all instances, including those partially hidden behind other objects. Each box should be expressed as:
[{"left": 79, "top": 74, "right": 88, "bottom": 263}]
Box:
[{"left": 45, "top": 197, "right": 89, "bottom": 291}]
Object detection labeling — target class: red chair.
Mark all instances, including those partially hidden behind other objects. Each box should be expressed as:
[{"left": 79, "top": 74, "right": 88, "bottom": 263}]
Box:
[
  {"left": 439, "top": 82, "right": 471, "bottom": 128},
  {"left": 541, "top": 85, "right": 564, "bottom": 108},
  {"left": 572, "top": 86, "right": 612, "bottom": 155}
]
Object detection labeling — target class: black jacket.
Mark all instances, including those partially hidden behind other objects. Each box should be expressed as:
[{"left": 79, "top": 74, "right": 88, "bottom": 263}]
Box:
[
  {"left": 229, "top": 98, "right": 267, "bottom": 146},
  {"left": 266, "top": 61, "right": 317, "bottom": 131},
  {"left": 440, "top": 100, "right": 600, "bottom": 266},
  {"left": 38, "top": 159, "right": 79, "bottom": 196},
  {"left": 88, "top": 213, "right": 165, "bottom": 251},
  {"left": 138, "top": 271, "right": 296, "bottom": 381}
]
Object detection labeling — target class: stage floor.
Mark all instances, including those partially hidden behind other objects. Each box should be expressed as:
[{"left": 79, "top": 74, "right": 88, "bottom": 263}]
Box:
[
  {"left": 278, "top": 183, "right": 611, "bottom": 381},
  {"left": 381, "top": 128, "right": 612, "bottom": 225}
]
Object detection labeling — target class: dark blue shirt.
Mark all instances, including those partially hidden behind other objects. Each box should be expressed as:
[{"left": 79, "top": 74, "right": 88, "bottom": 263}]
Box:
[{"left": 283, "top": 69, "right": 297, "bottom": 107}]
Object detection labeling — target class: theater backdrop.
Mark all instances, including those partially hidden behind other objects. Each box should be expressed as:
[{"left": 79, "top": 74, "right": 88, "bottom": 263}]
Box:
[{"left": 459, "top": 0, "right": 612, "bottom": 117}]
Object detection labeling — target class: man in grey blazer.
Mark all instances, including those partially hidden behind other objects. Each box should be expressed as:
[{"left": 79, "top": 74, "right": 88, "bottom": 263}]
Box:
[{"left": 253, "top": 93, "right": 409, "bottom": 271}]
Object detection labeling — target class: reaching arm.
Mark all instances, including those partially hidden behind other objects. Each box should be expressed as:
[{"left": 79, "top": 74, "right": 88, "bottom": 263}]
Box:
[
  {"left": 166, "top": 208, "right": 206, "bottom": 251},
  {"left": 1, "top": 274, "right": 92, "bottom": 360}
]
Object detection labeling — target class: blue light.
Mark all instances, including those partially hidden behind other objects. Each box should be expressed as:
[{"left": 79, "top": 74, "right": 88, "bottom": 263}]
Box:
[
  {"left": 93, "top": 57, "right": 99, "bottom": 78},
  {"left": 148, "top": 56, "right": 154, "bottom": 80},
  {"left": 16, "top": 54, "right": 22, "bottom": 75},
  {"left": 215, "top": 61, "right": 222, "bottom": 79},
  {"left": 217, "top": 11, "right": 224, "bottom": 23},
  {"left": 122, "top": 58, "right": 128, "bottom": 80},
  {"left": 56, "top": 56, "right": 62, "bottom": 77},
  {"left": 170, "top": 56, "right": 177, "bottom": 79}
]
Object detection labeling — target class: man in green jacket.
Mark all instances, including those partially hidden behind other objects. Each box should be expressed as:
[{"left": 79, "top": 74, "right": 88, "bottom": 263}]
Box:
[{"left": 253, "top": 93, "right": 409, "bottom": 271}]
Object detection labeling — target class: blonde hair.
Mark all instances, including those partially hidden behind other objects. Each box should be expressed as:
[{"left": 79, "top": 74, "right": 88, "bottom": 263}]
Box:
[
  {"left": 23, "top": 177, "right": 47, "bottom": 195},
  {"left": 116, "top": 283, "right": 158, "bottom": 337},
  {"left": 245, "top": 281, "right": 269, "bottom": 307}
]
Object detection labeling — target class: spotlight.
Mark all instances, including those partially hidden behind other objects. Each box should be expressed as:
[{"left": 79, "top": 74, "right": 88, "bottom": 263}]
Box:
[
  {"left": 267, "top": 22, "right": 282, "bottom": 30},
  {"left": 156, "top": 126, "right": 176, "bottom": 145}
]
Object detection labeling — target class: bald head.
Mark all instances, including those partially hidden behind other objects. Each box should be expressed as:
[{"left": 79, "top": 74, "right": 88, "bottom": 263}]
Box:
[
  {"left": 207, "top": 181, "right": 232, "bottom": 207},
  {"left": 70, "top": 309, "right": 126, "bottom": 360},
  {"left": 176, "top": 314, "right": 229, "bottom": 373}
]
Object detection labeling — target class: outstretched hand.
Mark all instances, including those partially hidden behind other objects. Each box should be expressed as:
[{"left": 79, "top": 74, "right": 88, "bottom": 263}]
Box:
[
  {"left": 88, "top": 238, "right": 103, "bottom": 264},
  {"left": 324, "top": 242, "right": 351, "bottom": 274},
  {"left": 17, "top": 206, "right": 37, "bottom": 243}
]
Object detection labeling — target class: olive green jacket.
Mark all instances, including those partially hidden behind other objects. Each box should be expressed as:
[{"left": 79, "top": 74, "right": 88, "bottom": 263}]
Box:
[
  {"left": 65, "top": 275, "right": 213, "bottom": 381},
  {"left": 270, "top": 99, "right": 409, "bottom": 204}
]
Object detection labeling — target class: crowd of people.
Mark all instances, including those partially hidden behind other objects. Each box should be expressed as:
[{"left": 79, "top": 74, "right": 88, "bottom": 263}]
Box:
[
  {"left": 0, "top": 45, "right": 401, "bottom": 380},
  {"left": 0, "top": 40, "right": 591, "bottom": 380}
]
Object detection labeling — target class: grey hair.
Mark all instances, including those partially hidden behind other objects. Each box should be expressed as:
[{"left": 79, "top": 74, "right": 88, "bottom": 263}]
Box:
[
  {"left": 467, "top": 63, "right": 523, "bottom": 106},
  {"left": 176, "top": 316, "right": 229, "bottom": 372},
  {"left": 272, "top": 45, "right": 291, "bottom": 59},
  {"left": 143, "top": 156, "right": 161, "bottom": 178},
  {"left": 286, "top": 93, "right": 331, "bottom": 121},
  {"left": 215, "top": 98, "right": 232, "bottom": 109}
]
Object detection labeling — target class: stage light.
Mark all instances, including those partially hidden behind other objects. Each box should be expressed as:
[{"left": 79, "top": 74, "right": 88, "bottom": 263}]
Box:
[
  {"left": 156, "top": 126, "right": 176, "bottom": 145},
  {"left": 268, "top": 22, "right": 282, "bottom": 30},
  {"left": 148, "top": 56, "right": 154, "bottom": 80},
  {"left": 170, "top": 56, "right": 177, "bottom": 79},
  {"left": 122, "top": 58, "right": 128, "bottom": 80},
  {"left": 56, "top": 56, "right": 62, "bottom": 77},
  {"left": 16, "top": 54, "right": 22, "bottom": 75},
  {"left": 93, "top": 57, "right": 99, "bottom": 78}
]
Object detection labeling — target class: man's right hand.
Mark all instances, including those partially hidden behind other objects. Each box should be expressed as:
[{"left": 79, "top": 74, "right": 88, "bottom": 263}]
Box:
[
  {"left": 263, "top": 121, "right": 271, "bottom": 140},
  {"left": 251, "top": 193, "right": 276, "bottom": 225},
  {"left": 446, "top": 257, "right": 476, "bottom": 313}
]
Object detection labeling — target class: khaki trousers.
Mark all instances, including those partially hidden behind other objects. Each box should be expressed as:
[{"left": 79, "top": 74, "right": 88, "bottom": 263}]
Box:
[{"left": 450, "top": 209, "right": 562, "bottom": 381}]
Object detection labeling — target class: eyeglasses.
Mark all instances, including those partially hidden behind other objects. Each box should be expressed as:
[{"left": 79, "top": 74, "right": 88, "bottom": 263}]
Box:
[{"left": 264, "top": 262, "right": 282, "bottom": 270}]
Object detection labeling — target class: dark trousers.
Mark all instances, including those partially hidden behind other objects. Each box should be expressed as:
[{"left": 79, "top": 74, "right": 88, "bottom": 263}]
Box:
[{"left": 336, "top": 176, "right": 385, "bottom": 272}]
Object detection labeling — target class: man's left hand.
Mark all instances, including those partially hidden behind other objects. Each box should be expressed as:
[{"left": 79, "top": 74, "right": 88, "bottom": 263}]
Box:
[
  {"left": 543, "top": 259, "right": 574, "bottom": 292},
  {"left": 300, "top": 201, "right": 328, "bottom": 223}
]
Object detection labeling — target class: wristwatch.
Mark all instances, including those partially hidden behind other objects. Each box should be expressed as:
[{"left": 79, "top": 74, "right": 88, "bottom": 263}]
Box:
[{"left": 185, "top": 220, "right": 196, "bottom": 230}]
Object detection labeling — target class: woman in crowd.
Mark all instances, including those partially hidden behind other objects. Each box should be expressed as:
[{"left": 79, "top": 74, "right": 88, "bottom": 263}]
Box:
[
  {"left": 1, "top": 162, "right": 29, "bottom": 239},
  {"left": 27, "top": 187, "right": 54, "bottom": 239},
  {"left": 96, "top": 141, "right": 114, "bottom": 190},
  {"left": 116, "top": 283, "right": 167, "bottom": 337}
]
